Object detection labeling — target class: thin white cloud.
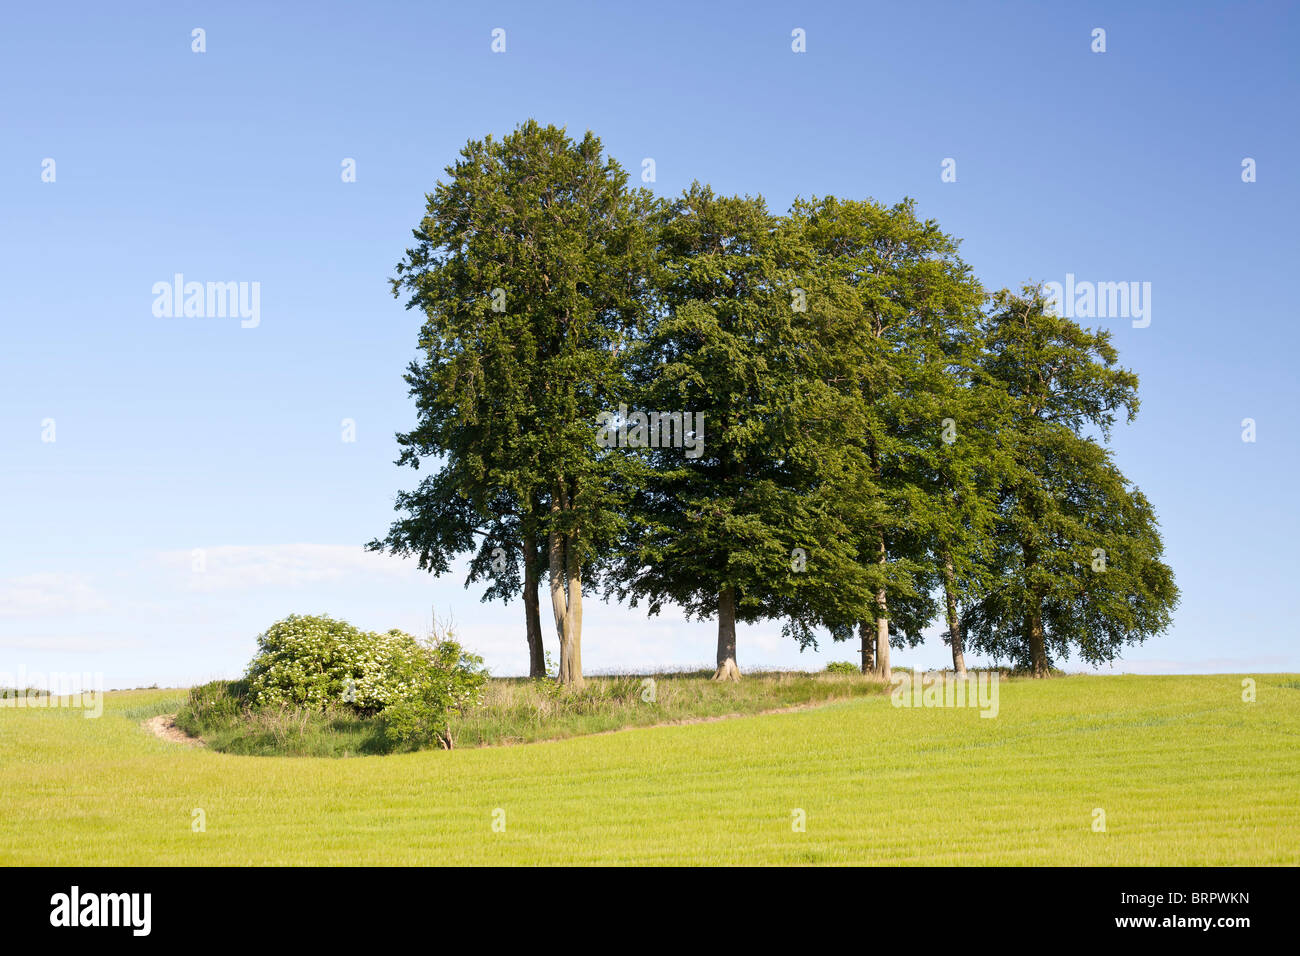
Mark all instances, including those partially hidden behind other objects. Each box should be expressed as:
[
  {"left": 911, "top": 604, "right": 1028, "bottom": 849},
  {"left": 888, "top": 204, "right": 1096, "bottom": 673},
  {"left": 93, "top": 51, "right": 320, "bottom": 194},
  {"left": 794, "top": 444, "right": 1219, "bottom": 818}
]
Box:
[
  {"left": 0, "top": 573, "right": 112, "bottom": 618},
  {"left": 156, "top": 544, "right": 421, "bottom": 592},
  {"left": 0, "top": 633, "right": 144, "bottom": 652}
]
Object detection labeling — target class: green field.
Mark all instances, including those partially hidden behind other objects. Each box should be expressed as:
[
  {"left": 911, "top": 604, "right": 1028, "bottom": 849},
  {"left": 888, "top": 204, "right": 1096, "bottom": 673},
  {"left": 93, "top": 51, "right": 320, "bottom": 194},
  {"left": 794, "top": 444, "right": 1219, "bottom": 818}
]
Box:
[{"left": 2, "top": 674, "right": 1297, "bottom": 865}]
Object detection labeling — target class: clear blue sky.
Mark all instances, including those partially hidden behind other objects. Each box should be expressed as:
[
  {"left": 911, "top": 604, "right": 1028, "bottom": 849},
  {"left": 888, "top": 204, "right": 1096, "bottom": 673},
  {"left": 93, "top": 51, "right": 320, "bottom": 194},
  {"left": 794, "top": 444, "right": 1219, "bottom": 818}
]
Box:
[{"left": 2, "top": 1, "right": 1297, "bottom": 687}]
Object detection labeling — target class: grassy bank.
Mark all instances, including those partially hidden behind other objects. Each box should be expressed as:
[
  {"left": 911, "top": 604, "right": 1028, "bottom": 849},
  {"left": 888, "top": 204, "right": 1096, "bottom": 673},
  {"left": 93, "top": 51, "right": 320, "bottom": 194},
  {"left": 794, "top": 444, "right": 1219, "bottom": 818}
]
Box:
[{"left": 174, "top": 670, "right": 895, "bottom": 756}]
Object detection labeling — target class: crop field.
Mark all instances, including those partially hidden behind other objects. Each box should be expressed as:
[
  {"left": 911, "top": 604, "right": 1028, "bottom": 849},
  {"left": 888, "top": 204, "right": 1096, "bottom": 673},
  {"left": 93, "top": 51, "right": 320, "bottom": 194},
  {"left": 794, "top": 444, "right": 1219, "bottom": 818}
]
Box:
[{"left": 2, "top": 674, "right": 1297, "bottom": 866}]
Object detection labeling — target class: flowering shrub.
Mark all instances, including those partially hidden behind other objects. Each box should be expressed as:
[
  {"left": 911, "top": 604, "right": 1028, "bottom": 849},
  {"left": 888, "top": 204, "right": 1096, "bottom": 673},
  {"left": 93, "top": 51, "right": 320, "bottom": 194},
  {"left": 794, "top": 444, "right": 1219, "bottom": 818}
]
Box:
[
  {"left": 382, "top": 640, "right": 488, "bottom": 748},
  {"left": 246, "top": 615, "right": 368, "bottom": 710},
  {"left": 245, "top": 615, "right": 486, "bottom": 729}
]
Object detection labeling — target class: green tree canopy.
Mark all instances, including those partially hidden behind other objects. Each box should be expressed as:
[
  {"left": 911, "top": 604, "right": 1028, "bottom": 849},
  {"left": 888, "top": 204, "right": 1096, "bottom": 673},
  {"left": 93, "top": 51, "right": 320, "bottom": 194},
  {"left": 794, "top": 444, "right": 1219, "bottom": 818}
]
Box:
[
  {"left": 607, "top": 184, "right": 871, "bottom": 680},
  {"left": 962, "top": 287, "right": 1179, "bottom": 674},
  {"left": 371, "top": 120, "right": 656, "bottom": 685}
]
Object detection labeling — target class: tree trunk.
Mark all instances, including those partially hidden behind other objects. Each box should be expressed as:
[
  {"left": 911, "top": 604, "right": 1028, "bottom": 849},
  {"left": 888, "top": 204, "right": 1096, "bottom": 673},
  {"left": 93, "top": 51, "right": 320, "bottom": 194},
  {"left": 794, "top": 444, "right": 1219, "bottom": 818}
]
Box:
[
  {"left": 858, "top": 620, "right": 874, "bottom": 674},
  {"left": 547, "top": 495, "right": 573, "bottom": 683},
  {"left": 522, "top": 528, "right": 546, "bottom": 678},
  {"left": 873, "top": 537, "right": 891, "bottom": 683},
  {"left": 875, "top": 611, "right": 891, "bottom": 684},
  {"left": 712, "top": 585, "right": 740, "bottom": 681},
  {"left": 563, "top": 528, "right": 584, "bottom": 687},
  {"left": 1027, "top": 604, "right": 1048, "bottom": 678},
  {"left": 942, "top": 553, "right": 967, "bottom": 678},
  {"left": 1020, "top": 539, "right": 1049, "bottom": 678}
]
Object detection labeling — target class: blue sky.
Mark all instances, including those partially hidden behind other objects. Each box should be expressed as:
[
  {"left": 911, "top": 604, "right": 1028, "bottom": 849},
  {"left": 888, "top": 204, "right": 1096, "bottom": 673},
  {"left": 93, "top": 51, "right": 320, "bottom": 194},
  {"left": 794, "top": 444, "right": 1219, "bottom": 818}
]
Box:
[{"left": 2, "top": 1, "right": 1297, "bottom": 687}]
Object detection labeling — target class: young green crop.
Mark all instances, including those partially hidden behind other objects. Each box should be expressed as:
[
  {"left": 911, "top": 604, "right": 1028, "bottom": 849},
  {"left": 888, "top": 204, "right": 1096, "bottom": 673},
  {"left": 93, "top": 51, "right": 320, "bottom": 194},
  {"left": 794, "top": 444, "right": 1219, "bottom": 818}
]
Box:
[{"left": 2, "top": 675, "right": 1295, "bottom": 865}]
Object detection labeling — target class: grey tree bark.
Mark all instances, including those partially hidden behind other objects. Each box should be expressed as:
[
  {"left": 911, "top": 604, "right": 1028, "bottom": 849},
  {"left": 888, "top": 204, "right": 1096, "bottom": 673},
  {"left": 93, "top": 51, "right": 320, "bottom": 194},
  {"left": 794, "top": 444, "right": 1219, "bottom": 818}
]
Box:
[
  {"left": 873, "top": 537, "right": 891, "bottom": 683},
  {"left": 712, "top": 585, "right": 740, "bottom": 681},
  {"left": 1021, "top": 539, "right": 1049, "bottom": 678},
  {"left": 1027, "top": 605, "right": 1048, "bottom": 678},
  {"left": 563, "top": 527, "right": 584, "bottom": 686},
  {"left": 547, "top": 494, "right": 582, "bottom": 686},
  {"left": 522, "top": 528, "right": 546, "bottom": 678},
  {"left": 942, "top": 554, "right": 967, "bottom": 678}
]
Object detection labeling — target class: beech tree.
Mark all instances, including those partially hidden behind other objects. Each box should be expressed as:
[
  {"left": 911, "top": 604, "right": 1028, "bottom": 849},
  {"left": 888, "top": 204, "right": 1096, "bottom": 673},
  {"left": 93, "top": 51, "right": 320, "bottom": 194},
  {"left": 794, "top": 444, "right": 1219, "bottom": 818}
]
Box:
[
  {"left": 902, "top": 313, "right": 1015, "bottom": 678},
  {"left": 793, "top": 196, "right": 984, "bottom": 680},
  {"left": 371, "top": 121, "right": 654, "bottom": 685},
  {"left": 926, "top": 376, "right": 1008, "bottom": 678},
  {"left": 608, "top": 184, "right": 870, "bottom": 680},
  {"left": 372, "top": 121, "right": 1178, "bottom": 683},
  {"left": 961, "top": 288, "right": 1179, "bottom": 675}
]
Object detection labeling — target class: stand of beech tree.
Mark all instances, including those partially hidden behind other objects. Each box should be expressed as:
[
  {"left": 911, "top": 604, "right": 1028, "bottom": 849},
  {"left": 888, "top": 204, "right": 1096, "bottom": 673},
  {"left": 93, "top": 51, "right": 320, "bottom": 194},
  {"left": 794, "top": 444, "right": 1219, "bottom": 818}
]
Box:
[{"left": 369, "top": 121, "right": 1178, "bottom": 686}]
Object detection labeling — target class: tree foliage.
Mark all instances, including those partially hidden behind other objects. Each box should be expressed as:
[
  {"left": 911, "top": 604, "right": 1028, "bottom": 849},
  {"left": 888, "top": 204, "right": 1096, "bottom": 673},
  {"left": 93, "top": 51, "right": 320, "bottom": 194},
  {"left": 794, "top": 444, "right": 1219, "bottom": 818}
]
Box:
[
  {"left": 375, "top": 121, "right": 1179, "bottom": 682},
  {"left": 371, "top": 121, "right": 657, "bottom": 684}
]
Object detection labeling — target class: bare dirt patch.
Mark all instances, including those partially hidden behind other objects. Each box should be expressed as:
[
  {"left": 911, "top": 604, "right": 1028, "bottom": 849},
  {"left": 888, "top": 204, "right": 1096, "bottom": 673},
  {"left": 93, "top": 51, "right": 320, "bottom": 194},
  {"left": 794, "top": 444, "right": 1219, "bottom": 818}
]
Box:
[{"left": 144, "top": 713, "right": 204, "bottom": 747}]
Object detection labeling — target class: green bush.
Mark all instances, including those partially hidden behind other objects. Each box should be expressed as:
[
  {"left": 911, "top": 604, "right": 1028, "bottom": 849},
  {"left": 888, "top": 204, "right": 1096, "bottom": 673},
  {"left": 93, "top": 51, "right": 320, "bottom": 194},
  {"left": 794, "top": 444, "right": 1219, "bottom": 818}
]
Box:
[
  {"left": 239, "top": 614, "right": 488, "bottom": 750},
  {"left": 825, "top": 661, "right": 860, "bottom": 675},
  {"left": 179, "top": 678, "right": 251, "bottom": 731},
  {"left": 382, "top": 640, "right": 487, "bottom": 749},
  {"left": 245, "top": 615, "right": 444, "bottom": 714}
]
